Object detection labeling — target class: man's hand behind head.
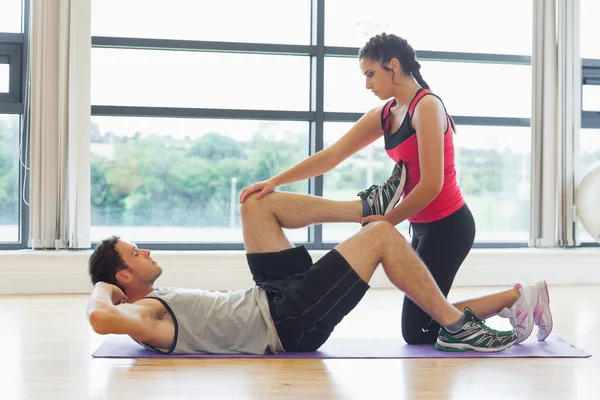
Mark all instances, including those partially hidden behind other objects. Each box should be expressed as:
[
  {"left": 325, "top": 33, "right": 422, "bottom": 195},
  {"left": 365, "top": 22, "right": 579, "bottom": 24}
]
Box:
[{"left": 95, "top": 281, "right": 129, "bottom": 305}]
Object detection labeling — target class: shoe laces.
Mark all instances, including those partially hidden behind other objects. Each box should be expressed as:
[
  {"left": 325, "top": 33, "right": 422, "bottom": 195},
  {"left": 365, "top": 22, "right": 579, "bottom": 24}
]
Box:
[
  {"left": 464, "top": 307, "right": 501, "bottom": 335},
  {"left": 357, "top": 185, "right": 378, "bottom": 200},
  {"left": 386, "top": 166, "right": 400, "bottom": 183},
  {"left": 357, "top": 162, "right": 402, "bottom": 199}
]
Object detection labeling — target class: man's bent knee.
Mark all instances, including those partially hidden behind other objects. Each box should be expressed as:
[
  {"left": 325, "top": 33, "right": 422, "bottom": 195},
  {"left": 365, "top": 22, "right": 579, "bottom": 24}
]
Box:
[
  {"left": 240, "top": 192, "right": 273, "bottom": 217},
  {"left": 362, "top": 220, "right": 406, "bottom": 242}
]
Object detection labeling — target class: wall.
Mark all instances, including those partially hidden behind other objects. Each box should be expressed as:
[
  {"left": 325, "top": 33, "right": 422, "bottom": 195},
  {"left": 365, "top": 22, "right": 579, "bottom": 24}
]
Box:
[{"left": 0, "top": 247, "right": 598, "bottom": 294}]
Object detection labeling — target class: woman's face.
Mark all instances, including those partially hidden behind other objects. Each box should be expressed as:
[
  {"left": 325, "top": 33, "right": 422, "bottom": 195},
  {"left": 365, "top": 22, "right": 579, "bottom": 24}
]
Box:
[{"left": 359, "top": 57, "right": 396, "bottom": 100}]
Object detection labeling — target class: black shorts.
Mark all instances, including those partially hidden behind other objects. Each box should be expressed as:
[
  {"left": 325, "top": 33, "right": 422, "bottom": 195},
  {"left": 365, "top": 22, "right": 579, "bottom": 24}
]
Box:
[{"left": 247, "top": 246, "right": 370, "bottom": 352}]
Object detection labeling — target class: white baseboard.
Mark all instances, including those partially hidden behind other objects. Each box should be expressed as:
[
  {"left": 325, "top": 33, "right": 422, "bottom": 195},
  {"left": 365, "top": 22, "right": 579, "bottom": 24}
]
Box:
[{"left": 0, "top": 248, "right": 598, "bottom": 295}]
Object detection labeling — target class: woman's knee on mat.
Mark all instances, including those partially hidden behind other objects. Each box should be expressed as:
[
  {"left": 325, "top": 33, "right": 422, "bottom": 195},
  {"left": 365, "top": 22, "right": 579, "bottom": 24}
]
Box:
[{"left": 402, "top": 322, "right": 439, "bottom": 345}]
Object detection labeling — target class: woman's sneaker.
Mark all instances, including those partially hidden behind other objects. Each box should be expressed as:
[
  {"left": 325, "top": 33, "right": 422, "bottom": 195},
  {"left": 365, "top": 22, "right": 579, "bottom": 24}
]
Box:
[
  {"left": 533, "top": 280, "right": 553, "bottom": 341},
  {"left": 498, "top": 283, "right": 537, "bottom": 344},
  {"left": 498, "top": 280, "right": 553, "bottom": 343},
  {"left": 436, "top": 307, "right": 518, "bottom": 352}
]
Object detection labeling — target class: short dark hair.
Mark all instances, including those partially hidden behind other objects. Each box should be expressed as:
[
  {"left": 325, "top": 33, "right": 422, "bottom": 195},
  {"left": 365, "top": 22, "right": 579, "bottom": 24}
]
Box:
[{"left": 88, "top": 235, "right": 129, "bottom": 287}]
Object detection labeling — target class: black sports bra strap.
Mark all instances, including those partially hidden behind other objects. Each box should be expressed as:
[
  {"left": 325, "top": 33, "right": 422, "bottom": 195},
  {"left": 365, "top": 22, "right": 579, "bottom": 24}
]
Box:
[{"left": 381, "top": 99, "right": 396, "bottom": 135}]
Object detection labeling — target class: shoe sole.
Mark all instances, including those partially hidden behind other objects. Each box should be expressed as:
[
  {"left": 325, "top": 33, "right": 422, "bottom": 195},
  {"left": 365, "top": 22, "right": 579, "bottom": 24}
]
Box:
[
  {"left": 383, "top": 164, "right": 407, "bottom": 215},
  {"left": 435, "top": 338, "right": 516, "bottom": 353},
  {"left": 536, "top": 280, "right": 553, "bottom": 341}
]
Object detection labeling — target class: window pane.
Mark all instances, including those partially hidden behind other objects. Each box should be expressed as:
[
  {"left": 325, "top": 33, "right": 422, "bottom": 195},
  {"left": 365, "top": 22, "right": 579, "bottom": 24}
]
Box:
[
  {"left": 325, "top": 57, "right": 531, "bottom": 118},
  {"left": 578, "top": 129, "right": 600, "bottom": 243},
  {"left": 324, "top": 58, "right": 382, "bottom": 114},
  {"left": 92, "top": 0, "right": 310, "bottom": 45},
  {"left": 90, "top": 117, "right": 309, "bottom": 243},
  {"left": 322, "top": 123, "right": 410, "bottom": 242},
  {"left": 0, "top": 64, "right": 9, "bottom": 93},
  {"left": 455, "top": 126, "right": 530, "bottom": 242},
  {"left": 579, "top": 129, "right": 600, "bottom": 177},
  {"left": 581, "top": 0, "right": 600, "bottom": 59},
  {"left": 583, "top": 85, "right": 600, "bottom": 111},
  {"left": 0, "top": 0, "right": 22, "bottom": 33},
  {"left": 0, "top": 114, "right": 19, "bottom": 243},
  {"left": 91, "top": 49, "right": 310, "bottom": 111},
  {"left": 322, "top": 123, "right": 531, "bottom": 243},
  {"left": 325, "top": 0, "right": 532, "bottom": 55}
]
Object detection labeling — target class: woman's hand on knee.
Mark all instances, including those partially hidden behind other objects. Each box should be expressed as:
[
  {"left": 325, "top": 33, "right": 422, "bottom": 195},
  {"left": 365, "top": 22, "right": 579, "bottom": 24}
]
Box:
[{"left": 240, "top": 179, "right": 276, "bottom": 203}]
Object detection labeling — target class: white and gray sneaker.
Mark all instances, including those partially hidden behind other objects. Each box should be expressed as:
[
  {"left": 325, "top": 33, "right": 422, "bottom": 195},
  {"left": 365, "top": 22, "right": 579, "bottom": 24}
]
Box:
[
  {"left": 533, "top": 280, "right": 553, "bottom": 341},
  {"left": 498, "top": 280, "right": 553, "bottom": 344}
]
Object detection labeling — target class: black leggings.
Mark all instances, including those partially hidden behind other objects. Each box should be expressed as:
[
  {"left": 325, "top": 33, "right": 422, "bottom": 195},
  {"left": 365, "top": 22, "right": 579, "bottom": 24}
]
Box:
[{"left": 402, "top": 203, "right": 476, "bottom": 344}]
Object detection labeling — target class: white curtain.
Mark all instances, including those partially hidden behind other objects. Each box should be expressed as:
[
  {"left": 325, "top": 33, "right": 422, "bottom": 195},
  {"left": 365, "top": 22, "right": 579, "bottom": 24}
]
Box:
[
  {"left": 29, "top": 0, "right": 91, "bottom": 249},
  {"left": 556, "top": 0, "right": 581, "bottom": 246},
  {"left": 530, "top": 0, "right": 581, "bottom": 248}
]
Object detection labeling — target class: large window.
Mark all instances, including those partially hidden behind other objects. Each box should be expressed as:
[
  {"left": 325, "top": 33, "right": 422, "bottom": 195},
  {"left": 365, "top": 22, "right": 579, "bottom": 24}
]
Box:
[
  {"left": 0, "top": 1, "right": 594, "bottom": 250},
  {"left": 88, "top": 0, "right": 598, "bottom": 250},
  {"left": 90, "top": 117, "right": 310, "bottom": 244},
  {"left": 325, "top": 0, "right": 533, "bottom": 56}
]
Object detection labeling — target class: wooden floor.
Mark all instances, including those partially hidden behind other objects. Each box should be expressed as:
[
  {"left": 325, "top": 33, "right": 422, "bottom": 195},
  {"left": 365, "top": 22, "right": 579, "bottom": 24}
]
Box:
[{"left": 2, "top": 285, "right": 598, "bottom": 400}]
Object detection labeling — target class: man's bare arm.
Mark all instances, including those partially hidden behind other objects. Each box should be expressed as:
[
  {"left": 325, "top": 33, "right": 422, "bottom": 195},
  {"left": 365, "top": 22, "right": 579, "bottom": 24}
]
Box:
[{"left": 87, "top": 282, "right": 155, "bottom": 342}]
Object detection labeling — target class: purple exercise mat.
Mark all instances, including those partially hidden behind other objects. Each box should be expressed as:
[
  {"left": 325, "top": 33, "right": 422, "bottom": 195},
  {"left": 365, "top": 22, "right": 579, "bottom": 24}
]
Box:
[{"left": 92, "top": 335, "right": 591, "bottom": 359}]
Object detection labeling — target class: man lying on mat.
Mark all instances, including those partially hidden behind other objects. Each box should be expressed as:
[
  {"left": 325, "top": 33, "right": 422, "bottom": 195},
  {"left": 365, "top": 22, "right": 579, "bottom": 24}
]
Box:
[{"left": 86, "top": 190, "right": 552, "bottom": 355}]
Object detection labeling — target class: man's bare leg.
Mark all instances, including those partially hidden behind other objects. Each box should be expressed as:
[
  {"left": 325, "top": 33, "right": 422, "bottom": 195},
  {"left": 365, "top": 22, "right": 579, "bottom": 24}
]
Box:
[
  {"left": 241, "top": 191, "right": 524, "bottom": 321},
  {"left": 240, "top": 192, "right": 362, "bottom": 253},
  {"left": 333, "top": 221, "right": 464, "bottom": 326}
]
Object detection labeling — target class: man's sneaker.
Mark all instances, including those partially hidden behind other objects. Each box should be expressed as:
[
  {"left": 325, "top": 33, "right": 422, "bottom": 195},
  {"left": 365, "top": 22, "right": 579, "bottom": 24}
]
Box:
[
  {"left": 533, "top": 280, "right": 553, "bottom": 341},
  {"left": 436, "top": 307, "right": 518, "bottom": 353},
  {"left": 498, "top": 280, "right": 553, "bottom": 343},
  {"left": 357, "top": 161, "right": 407, "bottom": 216}
]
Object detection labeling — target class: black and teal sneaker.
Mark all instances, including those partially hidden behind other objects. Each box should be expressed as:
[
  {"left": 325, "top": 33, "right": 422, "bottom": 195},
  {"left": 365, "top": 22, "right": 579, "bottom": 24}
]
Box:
[
  {"left": 357, "top": 161, "right": 407, "bottom": 216},
  {"left": 436, "top": 307, "right": 518, "bottom": 352}
]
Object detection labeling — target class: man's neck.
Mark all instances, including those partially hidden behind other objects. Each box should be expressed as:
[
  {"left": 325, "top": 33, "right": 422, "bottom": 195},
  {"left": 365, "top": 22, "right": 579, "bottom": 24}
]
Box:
[{"left": 124, "top": 285, "right": 155, "bottom": 303}]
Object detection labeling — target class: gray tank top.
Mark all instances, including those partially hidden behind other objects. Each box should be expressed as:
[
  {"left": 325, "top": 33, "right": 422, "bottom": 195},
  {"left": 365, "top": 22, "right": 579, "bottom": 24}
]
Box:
[{"left": 137, "top": 286, "right": 279, "bottom": 355}]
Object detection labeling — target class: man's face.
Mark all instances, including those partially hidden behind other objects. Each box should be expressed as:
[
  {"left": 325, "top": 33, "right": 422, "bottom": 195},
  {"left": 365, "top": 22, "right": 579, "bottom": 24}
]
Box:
[{"left": 114, "top": 240, "right": 163, "bottom": 287}]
